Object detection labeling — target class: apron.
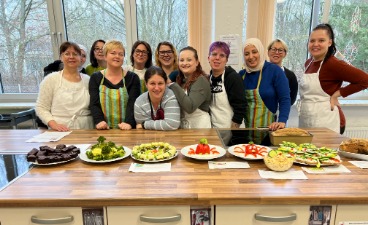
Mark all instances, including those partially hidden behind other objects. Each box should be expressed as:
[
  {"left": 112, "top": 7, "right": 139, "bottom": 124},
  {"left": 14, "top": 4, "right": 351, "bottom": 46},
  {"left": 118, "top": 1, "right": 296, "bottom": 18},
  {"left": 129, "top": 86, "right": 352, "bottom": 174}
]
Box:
[
  {"left": 243, "top": 69, "right": 275, "bottom": 128},
  {"left": 51, "top": 71, "right": 93, "bottom": 129},
  {"left": 99, "top": 70, "right": 129, "bottom": 129},
  {"left": 209, "top": 71, "right": 233, "bottom": 128},
  {"left": 132, "top": 67, "right": 147, "bottom": 93},
  {"left": 298, "top": 60, "right": 340, "bottom": 133},
  {"left": 180, "top": 91, "right": 211, "bottom": 129}
]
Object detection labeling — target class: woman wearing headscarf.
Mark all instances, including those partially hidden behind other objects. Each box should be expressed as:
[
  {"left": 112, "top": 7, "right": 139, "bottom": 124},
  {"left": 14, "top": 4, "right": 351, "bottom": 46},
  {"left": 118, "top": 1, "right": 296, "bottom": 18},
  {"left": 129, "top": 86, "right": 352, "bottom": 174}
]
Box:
[{"left": 239, "top": 38, "right": 291, "bottom": 131}]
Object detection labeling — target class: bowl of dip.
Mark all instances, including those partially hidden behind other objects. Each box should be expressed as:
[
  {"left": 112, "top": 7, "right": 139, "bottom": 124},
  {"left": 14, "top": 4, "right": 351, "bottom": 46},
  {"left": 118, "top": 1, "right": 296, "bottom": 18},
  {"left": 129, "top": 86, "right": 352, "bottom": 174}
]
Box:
[{"left": 264, "top": 150, "right": 295, "bottom": 172}]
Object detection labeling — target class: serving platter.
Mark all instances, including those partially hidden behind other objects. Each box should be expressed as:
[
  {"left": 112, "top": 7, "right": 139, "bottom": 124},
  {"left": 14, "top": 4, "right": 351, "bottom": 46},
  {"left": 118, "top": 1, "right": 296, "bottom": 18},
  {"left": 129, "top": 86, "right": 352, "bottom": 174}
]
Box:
[
  {"left": 79, "top": 147, "right": 132, "bottom": 163},
  {"left": 181, "top": 144, "right": 226, "bottom": 160},
  {"left": 338, "top": 149, "right": 368, "bottom": 161},
  {"left": 131, "top": 151, "right": 178, "bottom": 163},
  {"left": 228, "top": 144, "right": 271, "bottom": 160},
  {"left": 32, "top": 156, "right": 78, "bottom": 166}
]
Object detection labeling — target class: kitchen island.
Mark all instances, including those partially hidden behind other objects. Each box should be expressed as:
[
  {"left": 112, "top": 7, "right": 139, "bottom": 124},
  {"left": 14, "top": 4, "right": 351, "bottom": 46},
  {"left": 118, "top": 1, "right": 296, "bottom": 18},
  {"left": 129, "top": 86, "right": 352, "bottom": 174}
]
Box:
[{"left": 0, "top": 128, "right": 367, "bottom": 224}]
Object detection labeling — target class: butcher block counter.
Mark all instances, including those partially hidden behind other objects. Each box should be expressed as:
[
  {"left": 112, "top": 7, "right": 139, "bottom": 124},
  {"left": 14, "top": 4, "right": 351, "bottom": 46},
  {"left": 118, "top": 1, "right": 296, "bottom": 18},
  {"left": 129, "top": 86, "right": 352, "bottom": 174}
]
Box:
[{"left": 0, "top": 128, "right": 366, "bottom": 208}]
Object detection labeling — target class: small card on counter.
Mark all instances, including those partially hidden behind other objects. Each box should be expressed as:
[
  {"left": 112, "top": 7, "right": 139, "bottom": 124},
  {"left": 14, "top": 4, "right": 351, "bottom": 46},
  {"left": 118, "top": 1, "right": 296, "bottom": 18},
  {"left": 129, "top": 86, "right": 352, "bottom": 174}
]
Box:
[
  {"left": 258, "top": 170, "right": 308, "bottom": 179},
  {"left": 26, "top": 131, "right": 72, "bottom": 142},
  {"left": 302, "top": 165, "right": 351, "bottom": 174},
  {"left": 349, "top": 161, "right": 368, "bottom": 169},
  {"left": 208, "top": 161, "right": 250, "bottom": 169},
  {"left": 339, "top": 222, "right": 368, "bottom": 225},
  {"left": 128, "top": 163, "right": 171, "bottom": 172}
]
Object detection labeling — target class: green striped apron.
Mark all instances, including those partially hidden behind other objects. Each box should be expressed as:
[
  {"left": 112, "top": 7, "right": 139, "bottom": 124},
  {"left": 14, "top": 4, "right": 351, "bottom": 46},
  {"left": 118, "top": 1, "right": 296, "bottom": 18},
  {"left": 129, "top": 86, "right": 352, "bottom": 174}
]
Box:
[
  {"left": 99, "top": 71, "right": 129, "bottom": 129},
  {"left": 243, "top": 69, "right": 275, "bottom": 128}
]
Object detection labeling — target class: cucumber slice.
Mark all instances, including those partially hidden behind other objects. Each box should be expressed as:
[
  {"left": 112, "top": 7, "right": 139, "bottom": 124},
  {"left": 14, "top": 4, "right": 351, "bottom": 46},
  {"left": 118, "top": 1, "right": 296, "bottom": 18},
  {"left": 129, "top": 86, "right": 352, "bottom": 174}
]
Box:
[{"left": 268, "top": 150, "right": 278, "bottom": 157}]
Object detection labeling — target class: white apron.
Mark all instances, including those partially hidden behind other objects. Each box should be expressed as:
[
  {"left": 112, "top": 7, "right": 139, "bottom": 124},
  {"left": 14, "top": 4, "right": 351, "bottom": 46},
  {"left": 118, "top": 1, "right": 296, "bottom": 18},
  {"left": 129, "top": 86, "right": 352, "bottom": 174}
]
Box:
[
  {"left": 180, "top": 91, "right": 211, "bottom": 129},
  {"left": 298, "top": 61, "right": 339, "bottom": 133},
  {"left": 209, "top": 72, "right": 233, "bottom": 128},
  {"left": 51, "top": 72, "right": 94, "bottom": 129}
]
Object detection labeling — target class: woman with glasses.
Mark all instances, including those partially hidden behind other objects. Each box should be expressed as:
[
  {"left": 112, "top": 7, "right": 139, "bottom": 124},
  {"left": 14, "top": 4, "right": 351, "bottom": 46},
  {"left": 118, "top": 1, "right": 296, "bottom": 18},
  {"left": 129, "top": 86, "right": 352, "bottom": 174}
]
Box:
[
  {"left": 123, "top": 40, "right": 153, "bottom": 93},
  {"left": 155, "top": 41, "right": 179, "bottom": 81},
  {"left": 267, "top": 39, "right": 298, "bottom": 106},
  {"left": 239, "top": 38, "right": 291, "bottom": 131},
  {"left": 36, "top": 41, "right": 93, "bottom": 131},
  {"left": 134, "top": 66, "right": 180, "bottom": 130},
  {"left": 89, "top": 40, "right": 140, "bottom": 130},
  {"left": 299, "top": 23, "right": 368, "bottom": 134},
  {"left": 208, "top": 41, "right": 246, "bottom": 128},
  {"left": 169, "top": 46, "right": 212, "bottom": 129},
  {"left": 85, "top": 39, "right": 107, "bottom": 75}
]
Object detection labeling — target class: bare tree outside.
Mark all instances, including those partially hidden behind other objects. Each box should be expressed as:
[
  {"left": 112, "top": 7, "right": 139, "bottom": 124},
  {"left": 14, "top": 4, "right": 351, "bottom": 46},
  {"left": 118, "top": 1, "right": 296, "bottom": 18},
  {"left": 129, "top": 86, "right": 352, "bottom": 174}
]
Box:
[
  {"left": 0, "top": 0, "right": 52, "bottom": 93},
  {"left": 136, "top": 0, "right": 188, "bottom": 54}
]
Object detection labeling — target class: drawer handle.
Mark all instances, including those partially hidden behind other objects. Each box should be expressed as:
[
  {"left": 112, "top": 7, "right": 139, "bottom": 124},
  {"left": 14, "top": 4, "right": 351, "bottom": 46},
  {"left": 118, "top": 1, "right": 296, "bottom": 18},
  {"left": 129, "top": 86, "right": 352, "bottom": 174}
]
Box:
[
  {"left": 140, "top": 214, "right": 181, "bottom": 223},
  {"left": 254, "top": 213, "right": 296, "bottom": 222},
  {"left": 31, "top": 215, "right": 74, "bottom": 224}
]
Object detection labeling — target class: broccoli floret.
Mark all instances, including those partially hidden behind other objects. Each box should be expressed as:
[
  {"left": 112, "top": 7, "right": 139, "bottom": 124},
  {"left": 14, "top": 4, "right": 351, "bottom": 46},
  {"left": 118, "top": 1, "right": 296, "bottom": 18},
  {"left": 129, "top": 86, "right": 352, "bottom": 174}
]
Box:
[
  {"left": 107, "top": 141, "right": 115, "bottom": 147},
  {"left": 97, "top": 136, "right": 106, "bottom": 144},
  {"left": 101, "top": 145, "right": 111, "bottom": 155}
]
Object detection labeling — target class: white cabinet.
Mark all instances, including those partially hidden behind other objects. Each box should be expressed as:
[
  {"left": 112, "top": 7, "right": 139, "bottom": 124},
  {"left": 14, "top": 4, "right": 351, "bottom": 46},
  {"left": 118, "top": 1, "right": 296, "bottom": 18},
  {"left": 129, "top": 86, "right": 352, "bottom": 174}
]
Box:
[
  {"left": 107, "top": 206, "right": 190, "bottom": 225},
  {"left": 0, "top": 207, "right": 83, "bottom": 225},
  {"left": 216, "top": 205, "right": 336, "bottom": 225},
  {"left": 335, "top": 205, "right": 368, "bottom": 224}
]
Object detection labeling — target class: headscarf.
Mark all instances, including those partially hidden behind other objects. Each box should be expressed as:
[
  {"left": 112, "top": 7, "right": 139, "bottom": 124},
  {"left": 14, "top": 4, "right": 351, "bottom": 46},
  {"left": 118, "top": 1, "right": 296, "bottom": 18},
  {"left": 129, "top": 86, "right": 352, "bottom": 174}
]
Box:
[
  {"left": 78, "top": 44, "right": 88, "bottom": 71},
  {"left": 243, "top": 38, "right": 265, "bottom": 73}
]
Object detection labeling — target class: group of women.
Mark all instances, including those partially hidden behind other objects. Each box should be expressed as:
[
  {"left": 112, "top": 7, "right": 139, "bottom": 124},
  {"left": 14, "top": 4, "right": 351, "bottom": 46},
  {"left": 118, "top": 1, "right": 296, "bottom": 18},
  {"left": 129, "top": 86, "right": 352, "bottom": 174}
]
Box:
[{"left": 35, "top": 23, "right": 368, "bottom": 134}]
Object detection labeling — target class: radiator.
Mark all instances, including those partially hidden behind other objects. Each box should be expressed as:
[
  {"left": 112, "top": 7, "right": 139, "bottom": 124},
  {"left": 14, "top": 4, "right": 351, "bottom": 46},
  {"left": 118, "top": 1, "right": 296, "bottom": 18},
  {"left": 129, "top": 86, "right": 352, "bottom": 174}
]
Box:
[{"left": 344, "top": 127, "right": 368, "bottom": 138}]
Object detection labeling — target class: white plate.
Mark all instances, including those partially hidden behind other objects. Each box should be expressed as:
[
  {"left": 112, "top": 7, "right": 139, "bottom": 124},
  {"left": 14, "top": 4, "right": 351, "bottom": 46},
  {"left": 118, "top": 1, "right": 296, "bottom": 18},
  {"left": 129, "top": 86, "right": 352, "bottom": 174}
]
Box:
[
  {"left": 131, "top": 151, "right": 178, "bottom": 163},
  {"left": 339, "top": 149, "right": 368, "bottom": 161},
  {"left": 33, "top": 156, "right": 78, "bottom": 166},
  {"left": 228, "top": 144, "right": 271, "bottom": 160},
  {"left": 79, "top": 147, "right": 132, "bottom": 163},
  {"left": 181, "top": 144, "right": 226, "bottom": 160}
]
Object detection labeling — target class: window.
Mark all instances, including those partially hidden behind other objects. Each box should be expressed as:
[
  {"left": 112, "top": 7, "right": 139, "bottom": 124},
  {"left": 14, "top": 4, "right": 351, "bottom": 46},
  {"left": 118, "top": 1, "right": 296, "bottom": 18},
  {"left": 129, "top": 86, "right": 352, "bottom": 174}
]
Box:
[
  {"left": 63, "top": 0, "right": 127, "bottom": 65},
  {"left": 136, "top": 0, "right": 188, "bottom": 54},
  {"left": 0, "top": 0, "right": 53, "bottom": 93},
  {"left": 274, "top": 0, "right": 313, "bottom": 75}
]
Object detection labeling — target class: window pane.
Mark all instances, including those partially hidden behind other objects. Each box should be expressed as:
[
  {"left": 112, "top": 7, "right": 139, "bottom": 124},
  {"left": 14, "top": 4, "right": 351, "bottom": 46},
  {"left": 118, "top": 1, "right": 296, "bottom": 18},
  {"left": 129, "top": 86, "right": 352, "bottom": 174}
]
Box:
[
  {"left": 242, "top": 0, "right": 248, "bottom": 42},
  {"left": 328, "top": 0, "right": 367, "bottom": 72},
  {"left": 136, "top": 0, "right": 188, "bottom": 54},
  {"left": 0, "top": 0, "right": 53, "bottom": 93},
  {"left": 274, "top": 0, "right": 313, "bottom": 75},
  {"left": 63, "top": 0, "right": 127, "bottom": 66}
]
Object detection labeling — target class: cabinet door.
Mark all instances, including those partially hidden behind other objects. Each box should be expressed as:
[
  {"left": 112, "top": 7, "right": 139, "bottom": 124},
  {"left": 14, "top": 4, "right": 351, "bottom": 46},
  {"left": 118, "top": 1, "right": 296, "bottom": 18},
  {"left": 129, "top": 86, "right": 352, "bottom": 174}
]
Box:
[
  {"left": 107, "top": 206, "right": 190, "bottom": 225},
  {"left": 0, "top": 207, "right": 83, "bottom": 225},
  {"left": 335, "top": 205, "right": 368, "bottom": 224},
  {"left": 216, "top": 205, "right": 336, "bottom": 225}
]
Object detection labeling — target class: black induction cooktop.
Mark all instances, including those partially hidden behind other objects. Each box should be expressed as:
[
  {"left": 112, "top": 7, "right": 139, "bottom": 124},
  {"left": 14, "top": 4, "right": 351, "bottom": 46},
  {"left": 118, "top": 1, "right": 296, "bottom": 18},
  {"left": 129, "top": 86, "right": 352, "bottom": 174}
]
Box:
[
  {"left": 217, "top": 129, "right": 272, "bottom": 147},
  {"left": 0, "top": 154, "right": 32, "bottom": 191}
]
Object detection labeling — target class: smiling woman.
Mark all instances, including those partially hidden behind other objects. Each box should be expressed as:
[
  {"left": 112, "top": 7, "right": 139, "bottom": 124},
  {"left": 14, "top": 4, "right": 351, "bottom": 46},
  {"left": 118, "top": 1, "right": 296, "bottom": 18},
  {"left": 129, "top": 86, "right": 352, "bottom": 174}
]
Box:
[
  {"left": 88, "top": 40, "right": 141, "bottom": 130},
  {"left": 134, "top": 66, "right": 180, "bottom": 130}
]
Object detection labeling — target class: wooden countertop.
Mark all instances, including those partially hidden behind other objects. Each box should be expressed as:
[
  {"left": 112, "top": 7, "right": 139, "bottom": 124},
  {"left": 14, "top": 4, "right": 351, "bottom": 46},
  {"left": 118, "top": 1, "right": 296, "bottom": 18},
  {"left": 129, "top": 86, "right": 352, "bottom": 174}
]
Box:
[{"left": 1, "top": 128, "right": 367, "bottom": 208}]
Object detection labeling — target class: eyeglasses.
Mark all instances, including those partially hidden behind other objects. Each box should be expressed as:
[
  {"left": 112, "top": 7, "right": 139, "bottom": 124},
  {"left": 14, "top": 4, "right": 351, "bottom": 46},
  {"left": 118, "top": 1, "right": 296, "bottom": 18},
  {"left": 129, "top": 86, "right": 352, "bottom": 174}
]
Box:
[
  {"left": 63, "top": 52, "right": 79, "bottom": 58},
  {"left": 269, "top": 48, "right": 286, "bottom": 53},
  {"left": 94, "top": 48, "right": 103, "bottom": 52},
  {"left": 135, "top": 49, "right": 148, "bottom": 56},
  {"left": 210, "top": 52, "right": 227, "bottom": 59},
  {"left": 158, "top": 50, "right": 174, "bottom": 56},
  {"left": 152, "top": 108, "right": 165, "bottom": 120}
]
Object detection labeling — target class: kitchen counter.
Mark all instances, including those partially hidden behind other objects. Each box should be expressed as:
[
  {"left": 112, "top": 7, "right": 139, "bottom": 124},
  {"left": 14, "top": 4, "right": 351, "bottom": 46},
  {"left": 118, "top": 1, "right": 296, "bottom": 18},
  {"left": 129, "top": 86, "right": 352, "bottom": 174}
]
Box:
[{"left": 1, "top": 128, "right": 366, "bottom": 208}]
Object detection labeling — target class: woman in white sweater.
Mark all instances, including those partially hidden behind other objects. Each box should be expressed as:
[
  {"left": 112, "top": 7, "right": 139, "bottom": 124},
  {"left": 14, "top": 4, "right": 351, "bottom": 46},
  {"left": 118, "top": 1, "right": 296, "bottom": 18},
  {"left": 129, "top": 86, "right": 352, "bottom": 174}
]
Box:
[{"left": 36, "top": 42, "right": 93, "bottom": 131}]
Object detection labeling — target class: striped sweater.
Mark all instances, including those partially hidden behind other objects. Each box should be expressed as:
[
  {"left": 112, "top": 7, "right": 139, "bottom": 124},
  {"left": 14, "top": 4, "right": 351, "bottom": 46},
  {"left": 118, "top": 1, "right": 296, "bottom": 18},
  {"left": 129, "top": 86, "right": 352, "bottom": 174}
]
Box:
[{"left": 134, "top": 88, "right": 180, "bottom": 130}]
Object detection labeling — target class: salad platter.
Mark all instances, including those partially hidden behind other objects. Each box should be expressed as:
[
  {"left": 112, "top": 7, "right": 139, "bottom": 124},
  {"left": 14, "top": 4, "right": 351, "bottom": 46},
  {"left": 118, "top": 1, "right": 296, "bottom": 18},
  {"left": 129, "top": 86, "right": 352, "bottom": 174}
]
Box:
[
  {"left": 80, "top": 147, "right": 131, "bottom": 163},
  {"left": 131, "top": 142, "right": 178, "bottom": 163},
  {"left": 228, "top": 143, "right": 271, "bottom": 160}
]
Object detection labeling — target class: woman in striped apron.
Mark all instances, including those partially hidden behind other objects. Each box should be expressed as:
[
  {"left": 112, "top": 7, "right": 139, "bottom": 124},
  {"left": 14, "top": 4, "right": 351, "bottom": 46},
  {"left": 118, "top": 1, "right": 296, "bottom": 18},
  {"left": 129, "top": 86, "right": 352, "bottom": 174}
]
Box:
[
  {"left": 89, "top": 40, "right": 141, "bottom": 130},
  {"left": 239, "top": 38, "right": 291, "bottom": 131}
]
